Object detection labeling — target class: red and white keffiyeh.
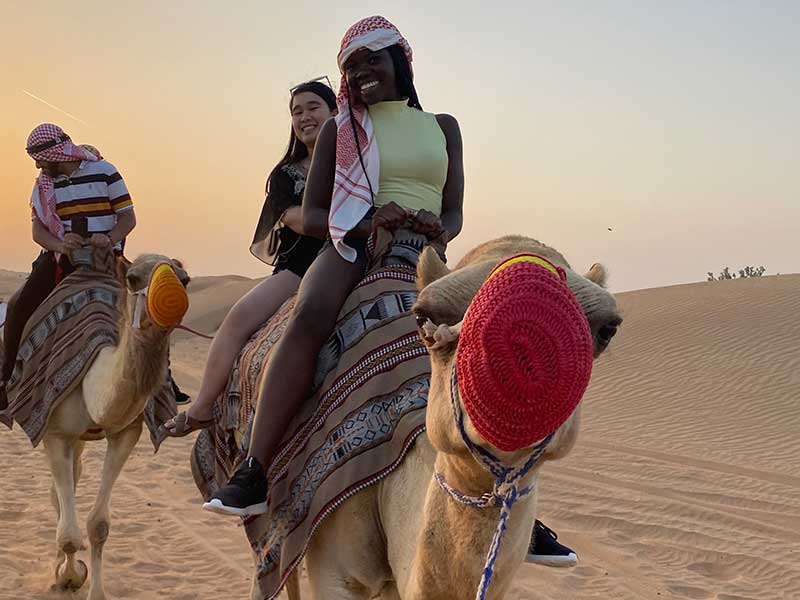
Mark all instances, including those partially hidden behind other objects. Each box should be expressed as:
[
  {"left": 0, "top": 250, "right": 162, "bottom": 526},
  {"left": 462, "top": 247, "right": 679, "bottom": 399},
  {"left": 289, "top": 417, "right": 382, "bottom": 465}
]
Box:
[
  {"left": 26, "top": 123, "right": 99, "bottom": 240},
  {"left": 330, "top": 16, "right": 413, "bottom": 262}
]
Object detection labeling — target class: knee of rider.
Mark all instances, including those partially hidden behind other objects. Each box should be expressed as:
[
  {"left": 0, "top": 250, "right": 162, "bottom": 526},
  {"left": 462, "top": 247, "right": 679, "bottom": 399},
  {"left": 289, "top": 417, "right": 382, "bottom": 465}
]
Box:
[{"left": 292, "top": 297, "right": 336, "bottom": 341}]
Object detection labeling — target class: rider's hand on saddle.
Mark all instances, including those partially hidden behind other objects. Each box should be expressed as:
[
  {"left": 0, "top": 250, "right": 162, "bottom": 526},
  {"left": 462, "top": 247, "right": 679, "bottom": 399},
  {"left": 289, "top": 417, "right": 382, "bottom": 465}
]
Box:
[
  {"left": 61, "top": 233, "right": 84, "bottom": 252},
  {"left": 371, "top": 202, "right": 409, "bottom": 234},
  {"left": 89, "top": 233, "right": 112, "bottom": 248},
  {"left": 410, "top": 209, "right": 444, "bottom": 239}
]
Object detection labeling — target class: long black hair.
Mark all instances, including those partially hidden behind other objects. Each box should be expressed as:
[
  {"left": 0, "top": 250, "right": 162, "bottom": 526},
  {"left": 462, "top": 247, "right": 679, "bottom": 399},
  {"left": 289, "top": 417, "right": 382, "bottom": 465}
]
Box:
[
  {"left": 345, "top": 44, "right": 422, "bottom": 201},
  {"left": 386, "top": 44, "right": 421, "bottom": 110},
  {"left": 265, "top": 80, "right": 337, "bottom": 196}
]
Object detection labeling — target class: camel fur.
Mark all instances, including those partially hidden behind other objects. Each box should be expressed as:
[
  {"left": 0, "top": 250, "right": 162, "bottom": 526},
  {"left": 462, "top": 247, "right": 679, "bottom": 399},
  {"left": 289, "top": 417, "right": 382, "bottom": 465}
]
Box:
[
  {"left": 283, "top": 235, "right": 621, "bottom": 600},
  {"left": 39, "top": 254, "right": 189, "bottom": 600}
]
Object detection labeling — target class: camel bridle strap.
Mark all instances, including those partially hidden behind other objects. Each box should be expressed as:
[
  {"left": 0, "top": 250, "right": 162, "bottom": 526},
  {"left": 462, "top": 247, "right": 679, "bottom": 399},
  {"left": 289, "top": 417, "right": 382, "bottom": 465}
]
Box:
[
  {"left": 132, "top": 286, "right": 149, "bottom": 330},
  {"left": 130, "top": 262, "right": 189, "bottom": 331},
  {"left": 132, "top": 286, "right": 213, "bottom": 338},
  {"left": 434, "top": 366, "right": 552, "bottom": 600}
]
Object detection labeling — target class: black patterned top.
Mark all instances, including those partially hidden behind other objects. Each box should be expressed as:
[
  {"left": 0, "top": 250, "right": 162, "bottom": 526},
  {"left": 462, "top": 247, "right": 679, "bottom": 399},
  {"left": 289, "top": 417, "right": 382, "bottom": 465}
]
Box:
[{"left": 250, "top": 163, "right": 324, "bottom": 276}]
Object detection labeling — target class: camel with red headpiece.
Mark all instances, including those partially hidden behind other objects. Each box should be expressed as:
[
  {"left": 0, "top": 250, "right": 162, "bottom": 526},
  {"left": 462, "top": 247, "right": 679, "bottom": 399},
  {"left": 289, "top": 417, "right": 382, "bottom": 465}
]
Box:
[
  {"left": 2, "top": 251, "right": 190, "bottom": 600},
  {"left": 284, "top": 235, "right": 622, "bottom": 600}
]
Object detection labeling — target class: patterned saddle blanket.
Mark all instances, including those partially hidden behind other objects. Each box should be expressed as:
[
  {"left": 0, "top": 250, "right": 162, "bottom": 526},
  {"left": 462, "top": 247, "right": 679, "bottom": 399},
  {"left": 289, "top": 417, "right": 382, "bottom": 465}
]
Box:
[
  {"left": 1, "top": 258, "right": 176, "bottom": 450},
  {"left": 191, "top": 231, "right": 439, "bottom": 599}
]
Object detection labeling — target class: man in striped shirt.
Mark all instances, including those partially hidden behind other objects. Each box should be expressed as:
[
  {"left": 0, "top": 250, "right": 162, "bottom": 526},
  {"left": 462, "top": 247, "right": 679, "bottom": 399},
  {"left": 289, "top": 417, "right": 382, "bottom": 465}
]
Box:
[{"left": 0, "top": 124, "right": 137, "bottom": 409}]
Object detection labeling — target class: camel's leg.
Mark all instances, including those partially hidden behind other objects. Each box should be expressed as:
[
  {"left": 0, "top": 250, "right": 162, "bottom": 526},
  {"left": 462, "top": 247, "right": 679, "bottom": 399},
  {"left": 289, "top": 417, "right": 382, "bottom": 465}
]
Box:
[
  {"left": 86, "top": 418, "right": 142, "bottom": 600},
  {"left": 305, "top": 490, "right": 388, "bottom": 600},
  {"left": 50, "top": 441, "right": 87, "bottom": 570},
  {"left": 43, "top": 435, "right": 88, "bottom": 591},
  {"left": 74, "top": 439, "right": 85, "bottom": 486}
]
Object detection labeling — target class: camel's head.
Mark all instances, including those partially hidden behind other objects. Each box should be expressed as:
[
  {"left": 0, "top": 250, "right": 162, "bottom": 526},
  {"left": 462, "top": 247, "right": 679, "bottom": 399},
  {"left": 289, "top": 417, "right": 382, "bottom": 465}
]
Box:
[
  {"left": 413, "top": 236, "right": 622, "bottom": 466},
  {"left": 117, "top": 254, "right": 191, "bottom": 332}
]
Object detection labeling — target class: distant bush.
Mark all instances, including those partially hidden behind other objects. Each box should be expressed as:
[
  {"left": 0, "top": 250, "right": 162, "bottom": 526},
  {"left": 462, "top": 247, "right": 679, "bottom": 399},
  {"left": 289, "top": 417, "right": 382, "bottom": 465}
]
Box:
[{"left": 707, "top": 266, "right": 766, "bottom": 281}]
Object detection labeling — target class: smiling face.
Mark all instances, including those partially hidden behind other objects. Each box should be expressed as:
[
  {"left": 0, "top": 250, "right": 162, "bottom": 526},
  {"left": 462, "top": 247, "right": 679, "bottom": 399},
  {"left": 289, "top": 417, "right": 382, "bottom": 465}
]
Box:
[
  {"left": 291, "top": 91, "right": 335, "bottom": 150},
  {"left": 343, "top": 48, "right": 400, "bottom": 106}
]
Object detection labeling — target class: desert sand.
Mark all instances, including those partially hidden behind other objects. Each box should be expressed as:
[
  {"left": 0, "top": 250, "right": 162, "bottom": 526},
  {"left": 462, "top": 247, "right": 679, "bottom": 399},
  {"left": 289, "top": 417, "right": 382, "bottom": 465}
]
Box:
[{"left": 1, "top": 269, "right": 798, "bottom": 600}]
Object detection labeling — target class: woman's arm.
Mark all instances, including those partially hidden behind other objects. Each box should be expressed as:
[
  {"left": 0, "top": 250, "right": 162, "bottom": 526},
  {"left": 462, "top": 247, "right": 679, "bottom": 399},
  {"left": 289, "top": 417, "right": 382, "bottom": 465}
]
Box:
[
  {"left": 301, "top": 118, "right": 338, "bottom": 239},
  {"left": 281, "top": 206, "right": 304, "bottom": 234},
  {"left": 435, "top": 113, "right": 464, "bottom": 242}
]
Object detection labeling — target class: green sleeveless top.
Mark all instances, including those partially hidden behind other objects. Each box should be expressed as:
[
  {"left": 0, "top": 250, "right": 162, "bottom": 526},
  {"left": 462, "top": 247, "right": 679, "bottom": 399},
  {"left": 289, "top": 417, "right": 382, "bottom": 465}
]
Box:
[{"left": 369, "top": 100, "right": 448, "bottom": 215}]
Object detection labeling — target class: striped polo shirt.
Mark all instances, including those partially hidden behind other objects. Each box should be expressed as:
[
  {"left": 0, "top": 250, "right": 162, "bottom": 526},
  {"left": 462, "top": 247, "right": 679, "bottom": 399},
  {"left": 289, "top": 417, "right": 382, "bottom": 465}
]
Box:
[{"left": 51, "top": 160, "right": 133, "bottom": 250}]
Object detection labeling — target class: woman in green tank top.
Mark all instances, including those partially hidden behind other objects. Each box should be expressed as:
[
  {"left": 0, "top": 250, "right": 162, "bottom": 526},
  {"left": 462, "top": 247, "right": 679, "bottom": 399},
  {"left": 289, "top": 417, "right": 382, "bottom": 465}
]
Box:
[{"left": 205, "top": 16, "right": 464, "bottom": 516}]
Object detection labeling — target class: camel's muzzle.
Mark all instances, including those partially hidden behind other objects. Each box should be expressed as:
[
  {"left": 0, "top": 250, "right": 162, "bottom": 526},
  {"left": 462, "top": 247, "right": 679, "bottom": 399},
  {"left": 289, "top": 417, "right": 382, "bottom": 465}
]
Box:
[
  {"left": 133, "top": 264, "right": 189, "bottom": 329},
  {"left": 456, "top": 253, "right": 594, "bottom": 452}
]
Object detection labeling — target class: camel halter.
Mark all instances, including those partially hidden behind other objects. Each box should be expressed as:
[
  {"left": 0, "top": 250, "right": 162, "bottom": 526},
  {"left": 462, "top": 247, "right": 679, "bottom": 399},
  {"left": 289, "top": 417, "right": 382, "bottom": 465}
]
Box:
[
  {"left": 132, "top": 263, "right": 189, "bottom": 330},
  {"left": 435, "top": 367, "right": 552, "bottom": 600},
  {"left": 430, "top": 253, "right": 594, "bottom": 600}
]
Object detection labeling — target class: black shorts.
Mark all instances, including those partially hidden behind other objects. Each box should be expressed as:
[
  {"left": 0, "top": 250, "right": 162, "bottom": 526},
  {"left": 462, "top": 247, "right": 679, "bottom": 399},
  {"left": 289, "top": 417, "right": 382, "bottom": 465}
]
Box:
[
  {"left": 272, "top": 235, "right": 325, "bottom": 278},
  {"left": 318, "top": 234, "right": 369, "bottom": 264}
]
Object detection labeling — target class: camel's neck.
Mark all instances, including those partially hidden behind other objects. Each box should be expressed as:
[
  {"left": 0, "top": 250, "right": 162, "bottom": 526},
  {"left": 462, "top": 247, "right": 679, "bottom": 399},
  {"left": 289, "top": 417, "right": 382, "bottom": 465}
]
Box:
[
  {"left": 103, "top": 317, "right": 170, "bottom": 416},
  {"left": 404, "top": 451, "right": 536, "bottom": 599},
  {"left": 122, "top": 326, "right": 169, "bottom": 391}
]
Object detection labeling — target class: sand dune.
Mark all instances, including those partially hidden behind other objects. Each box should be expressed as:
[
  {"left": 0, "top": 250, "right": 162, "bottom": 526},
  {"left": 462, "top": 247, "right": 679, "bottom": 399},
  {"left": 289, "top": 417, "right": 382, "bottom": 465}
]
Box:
[{"left": 1, "top": 269, "right": 798, "bottom": 599}]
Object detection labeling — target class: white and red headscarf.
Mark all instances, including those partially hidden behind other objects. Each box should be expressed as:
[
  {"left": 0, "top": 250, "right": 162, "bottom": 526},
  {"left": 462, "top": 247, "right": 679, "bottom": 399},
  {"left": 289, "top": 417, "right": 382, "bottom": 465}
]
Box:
[
  {"left": 330, "top": 16, "right": 413, "bottom": 262},
  {"left": 26, "top": 123, "right": 99, "bottom": 240}
]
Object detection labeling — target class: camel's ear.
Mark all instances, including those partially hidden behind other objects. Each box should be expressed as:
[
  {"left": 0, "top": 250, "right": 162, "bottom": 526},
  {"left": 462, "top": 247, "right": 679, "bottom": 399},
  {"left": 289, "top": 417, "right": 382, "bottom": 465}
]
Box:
[
  {"left": 417, "top": 247, "right": 450, "bottom": 291},
  {"left": 116, "top": 256, "right": 132, "bottom": 287},
  {"left": 171, "top": 258, "right": 191, "bottom": 287},
  {"left": 585, "top": 263, "right": 608, "bottom": 288}
]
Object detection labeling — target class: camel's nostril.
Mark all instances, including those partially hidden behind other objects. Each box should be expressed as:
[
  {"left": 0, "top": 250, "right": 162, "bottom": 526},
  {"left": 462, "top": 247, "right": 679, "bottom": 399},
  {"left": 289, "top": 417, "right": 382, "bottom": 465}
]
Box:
[{"left": 597, "top": 321, "right": 620, "bottom": 346}]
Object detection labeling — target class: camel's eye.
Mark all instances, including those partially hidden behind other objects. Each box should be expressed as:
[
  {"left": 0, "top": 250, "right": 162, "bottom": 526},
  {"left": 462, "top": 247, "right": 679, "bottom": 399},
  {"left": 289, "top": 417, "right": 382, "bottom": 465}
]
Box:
[
  {"left": 126, "top": 271, "right": 143, "bottom": 290},
  {"left": 415, "top": 314, "right": 429, "bottom": 329}
]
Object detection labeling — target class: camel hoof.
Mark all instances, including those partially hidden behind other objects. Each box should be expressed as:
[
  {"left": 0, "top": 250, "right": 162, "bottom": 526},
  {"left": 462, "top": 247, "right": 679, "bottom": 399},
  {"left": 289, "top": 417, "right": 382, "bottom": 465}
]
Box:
[
  {"left": 53, "top": 551, "right": 66, "bottom": 577},
  {"left": 56, "top": 559, "right": 88, "bottom": 591}
]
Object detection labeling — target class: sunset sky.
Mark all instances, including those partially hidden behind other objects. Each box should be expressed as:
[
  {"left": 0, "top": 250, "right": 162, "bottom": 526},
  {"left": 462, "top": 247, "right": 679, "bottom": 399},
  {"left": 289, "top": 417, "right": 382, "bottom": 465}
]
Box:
[{"left": 1, "top": 1, "right": 797, "bottom": 292}]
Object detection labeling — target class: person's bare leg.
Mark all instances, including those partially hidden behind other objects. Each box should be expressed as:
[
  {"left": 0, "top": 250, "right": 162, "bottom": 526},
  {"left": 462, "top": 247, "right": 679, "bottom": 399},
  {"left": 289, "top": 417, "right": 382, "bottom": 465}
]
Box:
[
  {"left": 164, "top": 270, "right": 300, "bottom": 434},
  {"left": 248, "top": 246, "right": 365, "bottom": 465},
  {"left": 204, "top": 245, "right": 365, "bottom": 516}
]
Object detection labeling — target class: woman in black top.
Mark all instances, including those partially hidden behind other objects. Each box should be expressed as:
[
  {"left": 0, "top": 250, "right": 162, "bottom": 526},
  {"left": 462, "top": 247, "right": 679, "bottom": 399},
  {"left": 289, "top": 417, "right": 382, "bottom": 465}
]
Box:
[{"left": 164, "top": 80, "right": 336, "bottom": 437}]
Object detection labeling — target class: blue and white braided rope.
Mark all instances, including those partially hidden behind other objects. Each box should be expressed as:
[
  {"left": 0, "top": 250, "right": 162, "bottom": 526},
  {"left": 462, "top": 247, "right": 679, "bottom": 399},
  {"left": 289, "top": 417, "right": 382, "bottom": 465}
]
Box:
[{"left": 434, "top": 367, "right": 552, "bottom": 600}]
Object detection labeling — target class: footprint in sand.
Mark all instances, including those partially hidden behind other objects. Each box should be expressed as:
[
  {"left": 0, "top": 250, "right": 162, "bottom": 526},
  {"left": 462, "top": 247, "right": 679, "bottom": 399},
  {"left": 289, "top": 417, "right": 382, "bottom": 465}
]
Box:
[
  {"left": 667, "top": 583, "right": 716, "bottom": 599},
  {"left": 573, "top": 565, "right": 604, "bottom": 577},
  {"left": 687, "top": 560, "right": 740, "bottom": 582}
]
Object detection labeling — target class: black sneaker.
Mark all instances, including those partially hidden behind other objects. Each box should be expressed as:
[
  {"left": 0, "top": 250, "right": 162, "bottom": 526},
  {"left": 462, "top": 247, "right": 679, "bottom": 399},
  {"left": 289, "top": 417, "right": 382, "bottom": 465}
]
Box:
[
  {"left": 170, "top": 375, "right": 191, "bottom": 405},
  {"left": 203, "top": 457, "right": 268, "bottom": 517},
  {"left": 526, "top": 520, "right": 578, "bottom": 567}
]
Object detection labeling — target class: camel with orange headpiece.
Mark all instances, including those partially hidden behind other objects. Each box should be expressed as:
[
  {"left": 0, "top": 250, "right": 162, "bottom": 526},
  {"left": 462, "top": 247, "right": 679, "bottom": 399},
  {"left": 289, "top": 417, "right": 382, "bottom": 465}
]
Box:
[{"left": 1, "top": 248, "right": 190, "bottom": 600}]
